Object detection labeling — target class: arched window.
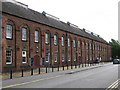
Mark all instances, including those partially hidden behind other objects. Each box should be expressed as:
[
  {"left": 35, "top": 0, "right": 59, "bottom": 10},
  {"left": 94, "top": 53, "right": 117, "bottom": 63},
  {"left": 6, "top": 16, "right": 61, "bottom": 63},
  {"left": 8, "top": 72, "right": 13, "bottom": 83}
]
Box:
[
  {"left": 61, "top": 35, "right": 64, "bottom": 46},
  {"left": 73, "top": 38, "right": 76, "bottom": 48},
  {"left": 46, "top": 49, "right": 50, "bottom": 62},
  {"left": 93, "top": 43, "right": 95, "bottom": 50},
  {"left": 68, "top": 37, "right": 70, "bottom": 47},
  {"left": 86, "top": 42, "right": 88, "bottom": 50},
  {"left": 35, "top": 30, "right": 39, "bottom": 42},
  {"left": 54, "top": 49, "right": 58, "bottom": 62},
  {"left": 74, "top": 52, "right": 76, "bottom": 61},
  {"left": 45, "top": 32, "right": 49, "bottom": 44},
  {"left": 22, "top": 27, "right": 27, "bottom": 41},
  {"left": 78, "top": 39, "right": 81, "bottom": 48},
  {"left": 68, "top": 51, "right": 71, "bottom": 61},
  {"left": 62, "top": 50, "right": 64, "bottom": 62},
  {"left": 90, "top": 42, "right": 91, "bottom": 50},
  {"left": 82, "top": 40, "right": 85, "bottom": 49},
  {"left": 6, "top": 24, "right": 12, "bottom": 39},
  {"left": 54, "top": 34, "right": 57, "bottom": 45}
]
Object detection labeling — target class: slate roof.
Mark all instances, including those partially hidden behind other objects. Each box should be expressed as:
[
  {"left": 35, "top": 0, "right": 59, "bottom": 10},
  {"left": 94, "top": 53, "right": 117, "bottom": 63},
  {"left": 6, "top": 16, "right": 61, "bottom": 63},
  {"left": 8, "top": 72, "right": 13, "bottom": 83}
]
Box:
[{"left": 2, "top": 2, "right": 108, "bottom": 44}]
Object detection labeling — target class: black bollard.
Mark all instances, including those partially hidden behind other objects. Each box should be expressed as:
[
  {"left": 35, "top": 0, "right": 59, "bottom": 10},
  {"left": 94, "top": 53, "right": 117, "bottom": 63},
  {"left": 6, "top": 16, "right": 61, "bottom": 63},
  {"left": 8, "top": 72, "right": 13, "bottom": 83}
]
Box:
[
  {"left": 52, "top": 66, "right": 54, "bottom": 72},
  {"left": 58, "top": 66, "right": 59, "bottom": 71},
  {"left": 21, "top": 69, "right": 23, "bottom": 77},
  {"left": 31, "top": 69, "right": 33, "bottom": 75},
  {"left": 39, "top": 67, "right": 40, "bottom": 74},
  {"left": 10, "top": 70, "right": 12, "bottom": 79},
  {"left": 46, "top": 66, "right": 47, "bottom": 73}
]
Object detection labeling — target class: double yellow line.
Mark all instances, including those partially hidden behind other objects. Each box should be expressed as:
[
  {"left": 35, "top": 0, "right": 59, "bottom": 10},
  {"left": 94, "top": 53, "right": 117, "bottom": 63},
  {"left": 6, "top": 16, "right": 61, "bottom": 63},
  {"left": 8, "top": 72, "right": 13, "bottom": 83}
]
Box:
[
  {"left": 2, "top": 74, "right": 64, "bottom": 88},
  {"left": 106, "top": 79, "right": 120, "bottom": 90}
]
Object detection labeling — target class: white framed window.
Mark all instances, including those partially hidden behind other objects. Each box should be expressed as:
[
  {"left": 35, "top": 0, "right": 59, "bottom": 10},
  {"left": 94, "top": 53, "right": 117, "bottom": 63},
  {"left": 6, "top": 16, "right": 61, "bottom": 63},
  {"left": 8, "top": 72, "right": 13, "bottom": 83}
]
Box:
[
  {"left": 98, "top": 45, "right": 99, "bottom": 51},
  {"left": 22, "top": 51, "right": 27, "bottom": 63},
  {"left": 46, "top": 49, "right": 50, "bottom": 62},
  {"left": 68, "top": 51, "right": 71, "bottom": 61},
  {"left": 96, "top": 44, "right": 97, "bottom": 50},
  {"left": 45, "top": 33, "right": 49, "bottom": 44},
  {"left": 82, "top": 41, "right": 84, "bottom": 49},
  {"left": 93, "top": 54, "right": 94, "bottom": 61},
  {"left": 62, "top": 51, "right": 64, "bottom": 62},
  {"left": 74, "top": 52, "right": 76, "bottom": 61},
  {"left": 68, "top": 38, "right": 70, "bottom": 47},
  {"left": 73, "top": 39, "right": 76, "bottom": 48},
  {"left": 86, "top": 42, "right": 88, "bottom": 50},
  {"left": 61, "top": 36, "right": 64, "bottom": 46},
  {"left": 6, "top": 50, "right": 12, "bottom": 64},
  {"left": 90, "top": 54, "right": 92, "bottom": 61},
  {"left": 6, "top": 24, "right": 12, "bottom": 39},
  {"left": 35, "top": 30, "right": 39, "bottom": 42},
  {"left": 93, "top": 43, "right": 94, "bottom": 50},
  {"left": 54, "top": 34, "right": 57, "bottom": 45},
  {"left": 54, "top": 50, "right": 58, "bottom": 62},
  {"left": 86, "top": 53, "right": 88, "bottom": 61},
  {"left": 22, "top": 28, "right": 27, "bottom": 41},
  {"left": 78, "top": 40, "right": 80, "bottom": 48},
  {"left": 90, "top": 43, "right": 91, "bottom": 50}
]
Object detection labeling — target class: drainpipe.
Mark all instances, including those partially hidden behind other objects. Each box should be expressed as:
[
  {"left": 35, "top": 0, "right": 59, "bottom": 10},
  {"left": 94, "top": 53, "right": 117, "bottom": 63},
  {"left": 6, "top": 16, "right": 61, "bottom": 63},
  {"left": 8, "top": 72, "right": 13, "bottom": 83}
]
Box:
[
  {"left": 15, "top": 28, "right": 16, "bottom": 68},
  {"left": 65, "top": 32, "right": 68, "bottom": 66}
]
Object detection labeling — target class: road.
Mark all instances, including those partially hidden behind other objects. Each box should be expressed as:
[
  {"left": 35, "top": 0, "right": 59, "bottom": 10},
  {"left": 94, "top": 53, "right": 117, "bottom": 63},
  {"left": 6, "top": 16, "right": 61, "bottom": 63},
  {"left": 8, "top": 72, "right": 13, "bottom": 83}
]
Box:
[{"left": 2, "top": 63, "right": 120, "bottom": 89}]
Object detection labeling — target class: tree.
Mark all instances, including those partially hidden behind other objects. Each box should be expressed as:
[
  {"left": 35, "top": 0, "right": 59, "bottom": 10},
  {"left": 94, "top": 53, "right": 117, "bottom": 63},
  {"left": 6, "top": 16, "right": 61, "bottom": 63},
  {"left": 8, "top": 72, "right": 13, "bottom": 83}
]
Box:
[{"left": 109, "top": 39, "right": 120, "bottom": 59}]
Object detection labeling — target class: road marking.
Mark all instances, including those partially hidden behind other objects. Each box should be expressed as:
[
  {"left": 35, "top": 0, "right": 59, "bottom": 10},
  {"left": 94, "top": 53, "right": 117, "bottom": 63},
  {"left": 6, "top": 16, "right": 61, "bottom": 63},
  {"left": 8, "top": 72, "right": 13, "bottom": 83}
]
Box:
[
  {"left": 111, "top": 79, "right": 120, "bottom": 89},
  {"left": 2, "top": 74, "right": 64, "bottom": 88},
  {"left": 106, "top": 79, "right": 120, "bottom": 90}
]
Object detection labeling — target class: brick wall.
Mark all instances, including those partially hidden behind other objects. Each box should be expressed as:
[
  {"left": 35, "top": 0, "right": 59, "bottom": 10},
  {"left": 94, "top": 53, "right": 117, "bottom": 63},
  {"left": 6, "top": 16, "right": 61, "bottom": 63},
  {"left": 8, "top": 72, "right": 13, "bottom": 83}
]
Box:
[{"left": 2, "top": 13, "right": 112, "bottom": 72}]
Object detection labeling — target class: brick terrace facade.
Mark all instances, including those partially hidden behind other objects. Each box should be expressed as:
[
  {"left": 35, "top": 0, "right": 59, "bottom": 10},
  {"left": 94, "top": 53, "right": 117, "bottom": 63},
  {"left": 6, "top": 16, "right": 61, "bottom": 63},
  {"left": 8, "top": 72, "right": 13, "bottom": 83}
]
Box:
[{"left": 1, "top": 1, "right": 112, "bottom": 72}]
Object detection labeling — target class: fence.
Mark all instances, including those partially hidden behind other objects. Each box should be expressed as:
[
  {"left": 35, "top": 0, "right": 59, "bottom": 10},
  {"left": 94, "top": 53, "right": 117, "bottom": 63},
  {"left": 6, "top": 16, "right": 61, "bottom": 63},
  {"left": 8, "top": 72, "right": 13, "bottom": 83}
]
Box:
[{"left": 2, "top": 62, "right": 104, "bottom": 80}]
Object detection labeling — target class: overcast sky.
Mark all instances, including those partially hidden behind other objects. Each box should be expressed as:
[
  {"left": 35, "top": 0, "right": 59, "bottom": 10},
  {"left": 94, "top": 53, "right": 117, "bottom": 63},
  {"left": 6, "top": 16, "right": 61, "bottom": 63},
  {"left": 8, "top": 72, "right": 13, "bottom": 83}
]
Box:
[{"left": 16, "top": 0, "right": 119, "bottom": 42}]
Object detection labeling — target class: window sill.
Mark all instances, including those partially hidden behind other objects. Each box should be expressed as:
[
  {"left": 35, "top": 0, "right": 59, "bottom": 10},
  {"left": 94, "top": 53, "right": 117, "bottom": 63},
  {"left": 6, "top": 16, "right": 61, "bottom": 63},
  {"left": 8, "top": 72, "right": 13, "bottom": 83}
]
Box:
[
  {"left": 6, "top": 63, "right": 12, "bottom": 65},
  {"left": 6, "top": 38, "right": 13, "bottom": 40},
  {"left": 22, "top": 62, "right": 27, "bottom": 64},
  {"left": 46, "top": 61, "right": 49, "bottom": 63},
  {"left": 54, "top": 61, "right": 57, "bottom": 63},
  {"left": 45, "top": 43, "right": 49, "bottom": 45},
  {"left": 35, "top": 41, "right": 39, "bottom": 43},
  {"left": 22, "top": 40, "right": 27, "bottom": 42}
]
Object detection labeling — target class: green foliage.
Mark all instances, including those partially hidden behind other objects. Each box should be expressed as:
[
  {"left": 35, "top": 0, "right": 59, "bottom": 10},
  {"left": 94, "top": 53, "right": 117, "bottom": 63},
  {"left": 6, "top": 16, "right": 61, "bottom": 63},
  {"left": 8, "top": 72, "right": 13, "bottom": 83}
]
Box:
[{"left": 109, "top": 39, "right": 120, "bottom": 59}]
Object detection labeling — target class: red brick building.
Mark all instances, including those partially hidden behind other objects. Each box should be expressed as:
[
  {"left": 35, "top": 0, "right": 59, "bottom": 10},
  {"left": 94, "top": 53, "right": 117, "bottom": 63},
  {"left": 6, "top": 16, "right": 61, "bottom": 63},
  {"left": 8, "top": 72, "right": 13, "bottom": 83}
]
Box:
[{"left": 1, "top": 1, "right": 112, "bottom": 72}]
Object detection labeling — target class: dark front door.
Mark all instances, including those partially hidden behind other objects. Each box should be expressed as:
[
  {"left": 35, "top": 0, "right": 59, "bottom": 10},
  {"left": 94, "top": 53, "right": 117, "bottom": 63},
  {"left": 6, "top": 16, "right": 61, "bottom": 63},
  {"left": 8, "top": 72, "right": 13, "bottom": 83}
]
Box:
[{"left": 34, "top": 55, "right": 40, "bottom": 67}]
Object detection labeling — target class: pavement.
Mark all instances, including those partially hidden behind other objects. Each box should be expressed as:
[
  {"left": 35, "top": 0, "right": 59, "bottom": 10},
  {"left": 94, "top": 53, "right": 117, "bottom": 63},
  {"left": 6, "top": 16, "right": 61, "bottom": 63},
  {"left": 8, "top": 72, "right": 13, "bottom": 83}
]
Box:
[{"left": 1, "top": 62, "right": 120, "bottom": 89}]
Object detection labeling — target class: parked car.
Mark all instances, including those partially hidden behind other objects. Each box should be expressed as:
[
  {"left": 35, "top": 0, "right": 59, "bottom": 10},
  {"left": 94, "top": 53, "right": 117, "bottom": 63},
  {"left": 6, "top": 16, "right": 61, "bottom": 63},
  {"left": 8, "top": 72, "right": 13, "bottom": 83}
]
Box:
[
  {"left": 113, "top": 59, "right": 120, "bottom": 64},
  {"left": 94, "top": 58, "right": 100, "bottom": 63}
]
